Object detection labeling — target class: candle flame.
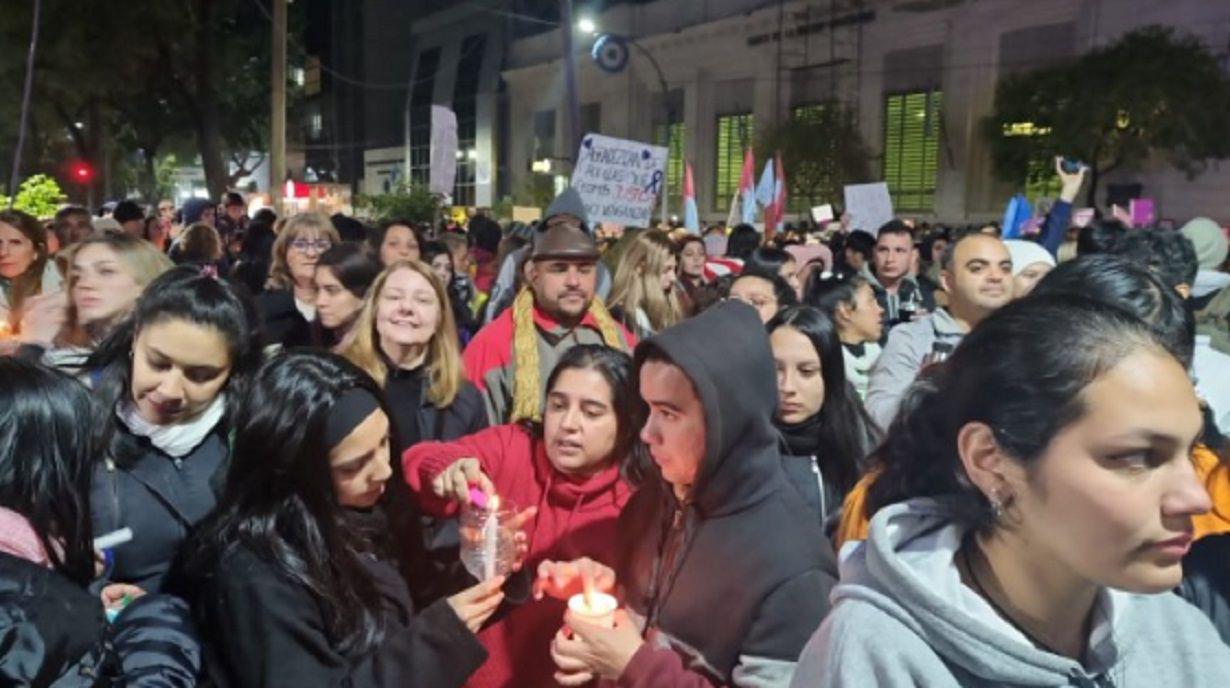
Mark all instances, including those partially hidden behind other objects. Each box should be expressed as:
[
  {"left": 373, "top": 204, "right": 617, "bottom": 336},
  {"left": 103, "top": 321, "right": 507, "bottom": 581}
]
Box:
[{"left": 489, "top": 494, "right": 500, "bottom": 511}]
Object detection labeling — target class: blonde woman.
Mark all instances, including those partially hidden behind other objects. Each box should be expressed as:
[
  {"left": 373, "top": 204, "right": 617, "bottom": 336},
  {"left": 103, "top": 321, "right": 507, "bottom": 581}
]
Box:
[
  {"left": 343, "top": 260, "right": 487, "bottom": 458},
  {"left": 257, "top": 212, "right": 341, "bottom": 349},
  {"left": 606, "top": 230, "right": 685, "bottom": 339},
  {"left": 15, "top": 233, "right": 173, "bottom": 374}
]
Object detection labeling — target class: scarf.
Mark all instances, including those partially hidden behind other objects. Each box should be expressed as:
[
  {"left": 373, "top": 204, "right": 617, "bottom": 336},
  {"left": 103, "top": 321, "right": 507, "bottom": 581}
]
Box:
[
  {"left": 776, "top": 412, "right": 823, "bottom": 457},
  {"left": 510, "top": 287, "right": 625, "bottom": 422},
  {"left": 116, "top": 393, "right": 226, "bottom": 458},
  {"left": 0, "top": 507, "right": 51, "bottom": 568}
]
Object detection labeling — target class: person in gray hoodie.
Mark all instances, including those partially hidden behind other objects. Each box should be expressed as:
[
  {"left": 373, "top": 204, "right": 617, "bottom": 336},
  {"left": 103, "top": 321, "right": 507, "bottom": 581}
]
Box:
[
  {"left": 793, "top": 295, "right": 1230, "bottom": 687},
  {"left": 864, "top": 231, "right": 1012, "bottom": 431}
]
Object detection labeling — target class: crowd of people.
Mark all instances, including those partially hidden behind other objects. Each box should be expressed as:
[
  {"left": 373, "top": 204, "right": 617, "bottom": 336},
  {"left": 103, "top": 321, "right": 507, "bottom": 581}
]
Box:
[{"left": 2, "top": 154, "right": 1230, "bottom": 686}]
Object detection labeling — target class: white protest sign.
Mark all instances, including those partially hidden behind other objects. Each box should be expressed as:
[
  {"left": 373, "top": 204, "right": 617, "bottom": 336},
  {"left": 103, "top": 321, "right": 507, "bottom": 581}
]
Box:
[
  {"left": 810, "top": 204, "right": 834, "bottom": 223},
  {"left": 429, "top": 105, "right": 458, "bottom": 196},
  {"left": 571, "top": 133, "right": 668, "bottom": 227},
  {"left": 843, "top": 182, "right": 894, "bottom": 235}
]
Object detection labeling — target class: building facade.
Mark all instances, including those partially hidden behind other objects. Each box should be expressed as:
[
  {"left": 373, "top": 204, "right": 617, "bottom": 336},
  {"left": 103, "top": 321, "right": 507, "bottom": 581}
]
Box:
[{"left": 503, "top": 0, "right": 1230, "bottom": 223}]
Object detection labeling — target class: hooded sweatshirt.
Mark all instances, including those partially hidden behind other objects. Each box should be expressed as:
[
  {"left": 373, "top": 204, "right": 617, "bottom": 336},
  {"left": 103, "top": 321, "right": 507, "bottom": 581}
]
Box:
[
  {"left": 791, "top": 498, "right": 1230, "bottom": 687},
  {"left": 865, "top": 308, "right": 966, "bottom": 431},
  {"left": 617, "top": 301, "right": 838, "bottom": 687},
  {"left": 403, "top": 423, "right": 632, "bottom": 688}
]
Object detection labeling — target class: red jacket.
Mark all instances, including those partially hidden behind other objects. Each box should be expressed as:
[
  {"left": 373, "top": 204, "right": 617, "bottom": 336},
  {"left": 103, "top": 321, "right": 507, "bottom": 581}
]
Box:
[{"left": 403, "top": 424, "right": 633, "bottom": 688}]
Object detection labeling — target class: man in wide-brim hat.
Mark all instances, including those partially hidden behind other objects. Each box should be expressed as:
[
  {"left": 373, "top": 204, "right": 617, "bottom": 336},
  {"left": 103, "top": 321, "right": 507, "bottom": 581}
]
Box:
[{"left": 463, "top": 189, "right": 636, "bottom": 425}]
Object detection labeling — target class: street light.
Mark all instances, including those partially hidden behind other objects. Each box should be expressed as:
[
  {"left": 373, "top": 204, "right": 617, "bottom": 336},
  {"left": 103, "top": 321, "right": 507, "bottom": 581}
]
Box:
[{"left": 577, "top": 17, "right": 597, "bottom": 35}]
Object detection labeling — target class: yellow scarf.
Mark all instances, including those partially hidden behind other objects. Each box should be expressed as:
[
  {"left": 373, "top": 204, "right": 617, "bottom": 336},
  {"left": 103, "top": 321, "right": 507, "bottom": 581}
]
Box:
[{"left": 510, "top": 287, "right": 626, "bottom": 422}]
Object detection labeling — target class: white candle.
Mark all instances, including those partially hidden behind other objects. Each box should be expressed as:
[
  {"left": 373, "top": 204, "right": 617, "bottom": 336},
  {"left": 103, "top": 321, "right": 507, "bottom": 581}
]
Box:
[
  {"left": 568, "top": 591, "right": 617, "bottom": 629},
  {"left": 481, "top": 495, "right": 500, "bottom": 581}
]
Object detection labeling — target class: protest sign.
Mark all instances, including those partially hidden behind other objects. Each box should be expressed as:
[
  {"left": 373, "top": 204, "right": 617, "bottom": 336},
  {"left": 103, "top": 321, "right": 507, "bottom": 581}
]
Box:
[
  {"left": 571, "top": 133, "right": 668, "bottom": 227},
  {"left": 512, "top": 206, "right": 541, "bottom": 223},
  {"left": 1130, "top": 198, "right": 1155, "bottom": 227},
  {"left": 429, "top": 106, "right": 458, "bottom": 196},
  {"left": 1072, "top": 207, "right": 1095, "bottom": 228},
  {"left": 810, "top": 204, "right": 834, "bottom": 223},
  {"left": 843, "top": 183, "right": 894, "bottom": 236}
]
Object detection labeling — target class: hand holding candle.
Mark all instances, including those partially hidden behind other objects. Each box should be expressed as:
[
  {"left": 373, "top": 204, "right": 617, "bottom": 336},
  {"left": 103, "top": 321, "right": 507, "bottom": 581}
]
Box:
[
  {"left": 568, "top": 589, "right": 617, "bottom": 629},
  {"left": 534, "top": 557, "right": 616, "bottom": 601},
  {"left": 431, "top": 456, "right": 494, "bottom": 505},
  {"left": 553, "top": 607, "right": 643, "bottom": 682}
]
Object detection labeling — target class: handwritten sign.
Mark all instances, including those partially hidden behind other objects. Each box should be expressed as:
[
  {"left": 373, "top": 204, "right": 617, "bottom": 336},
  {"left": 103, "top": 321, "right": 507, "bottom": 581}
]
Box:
[
  {"left": 843, "top": 183, "right": 894, "bottom": 236},
  {"left": 810, "top": 204, "right": 834, "bottom": 223},
  {"left": 571, "top": 133, "right": 668, "bottom": 227},
  {"left": 429, "top": 106, "right": 458, "bottom": 197}
]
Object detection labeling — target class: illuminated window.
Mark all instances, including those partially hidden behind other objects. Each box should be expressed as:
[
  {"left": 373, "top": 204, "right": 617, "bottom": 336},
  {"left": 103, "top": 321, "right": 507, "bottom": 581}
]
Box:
[
  {"left": 883, "top": 90, "right": 941, "bottom": 212},
  {"left": 714, "top": 113, "right": 754, "bottom": 212}
]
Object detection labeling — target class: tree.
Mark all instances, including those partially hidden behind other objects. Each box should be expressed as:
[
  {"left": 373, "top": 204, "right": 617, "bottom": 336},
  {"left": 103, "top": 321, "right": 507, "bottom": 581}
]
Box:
[
  {"left": 355, "top": 180, "right": 441, "bottom": 223},
  {"left": 757, "top": 104, "right": 874, "bottom": 217},
  {"left": 982, "top": 26, "right": 1230, "bottom": 207},
  {"left": 7, "top": 174, "right": 67, "bottom": 218}
]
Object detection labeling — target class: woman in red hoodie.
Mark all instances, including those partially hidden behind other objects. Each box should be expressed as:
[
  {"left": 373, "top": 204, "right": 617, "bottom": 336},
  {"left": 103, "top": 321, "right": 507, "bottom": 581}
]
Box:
[{"left": 404, "top": 344, "right": 646, "bottom": 688}]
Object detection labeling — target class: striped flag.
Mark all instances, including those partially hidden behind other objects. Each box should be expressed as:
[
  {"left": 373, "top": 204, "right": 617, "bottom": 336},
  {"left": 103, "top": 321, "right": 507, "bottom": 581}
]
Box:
[{"left": 683, "top": 161, "right": 700, "bottom": 234}]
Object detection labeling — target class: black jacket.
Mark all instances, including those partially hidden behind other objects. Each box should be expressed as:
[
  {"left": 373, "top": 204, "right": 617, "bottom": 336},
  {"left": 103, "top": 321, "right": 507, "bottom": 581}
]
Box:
[
  {"left": 91, "top": 426, "right": 229, "bottom": 593},
  {"left": 1179, "top": 533, "right": 1230, "bottom": 645},
  {"left": 0, "top": 553, "right": 200, "bottom": 686},
  {"left": 256, "top": 288, "right": 318, "bottom": 350},
  {"left": 779, "top": 449, "right": 845, "bottom": 533},
  {"left": 193, "top": 544, "right": 486, "bottom": 688},
  {"left": 619, "top": 301, "right": 839, "bottom": 685}
]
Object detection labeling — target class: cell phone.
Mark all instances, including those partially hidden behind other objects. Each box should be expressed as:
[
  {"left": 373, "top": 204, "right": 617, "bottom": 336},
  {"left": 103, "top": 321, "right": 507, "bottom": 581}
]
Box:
[{"left": 1060, "top": 158, "right": 1084, "bottom": 174}]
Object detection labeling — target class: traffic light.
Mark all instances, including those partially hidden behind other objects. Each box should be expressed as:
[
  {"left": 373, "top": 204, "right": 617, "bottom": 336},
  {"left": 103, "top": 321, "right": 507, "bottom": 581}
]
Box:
[{"left": 68, "top": 160, "right": 95, "bottom": 185}]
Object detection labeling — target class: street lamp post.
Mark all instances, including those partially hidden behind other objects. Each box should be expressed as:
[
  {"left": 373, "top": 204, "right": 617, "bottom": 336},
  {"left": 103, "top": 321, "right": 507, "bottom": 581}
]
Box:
[{"left": 585, "top": 22, "right": 673, "bottom": 226}]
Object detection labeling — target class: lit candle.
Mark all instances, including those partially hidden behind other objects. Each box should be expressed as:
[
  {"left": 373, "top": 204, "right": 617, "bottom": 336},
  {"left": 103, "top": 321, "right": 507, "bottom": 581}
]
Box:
[
  {"left": 481, "top": 495, "right": 500, "bottom": 581},
  {"left": 568, "top": 591, "right": 617, "bottom": 629}
]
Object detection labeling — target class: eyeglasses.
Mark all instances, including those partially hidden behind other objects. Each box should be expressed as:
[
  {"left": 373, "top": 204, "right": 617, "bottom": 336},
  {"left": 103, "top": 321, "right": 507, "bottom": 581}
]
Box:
[{"left": 290, "top": 239, "right": 332, "bottom": 253}]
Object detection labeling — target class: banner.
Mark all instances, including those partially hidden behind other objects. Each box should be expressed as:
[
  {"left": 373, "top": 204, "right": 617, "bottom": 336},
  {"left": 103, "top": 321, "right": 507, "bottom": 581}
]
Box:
[
  {"left": 571, "top": 133, "right": 668, "bottom": 227},
  {"left": 429, "top": 106, "right": 458, "bottom": 197},
  {"left": 843, "top": 183, "right": 894, "bottom": 236}
]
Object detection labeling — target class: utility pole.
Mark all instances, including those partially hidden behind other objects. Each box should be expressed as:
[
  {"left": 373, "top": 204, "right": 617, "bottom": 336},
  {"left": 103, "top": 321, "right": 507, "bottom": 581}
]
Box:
[
  {"left": 560, "top": 0, "right": 582, "bottom": 164},
  {"left": 271, "top": 0, "right": 287, "bottom": 214}
]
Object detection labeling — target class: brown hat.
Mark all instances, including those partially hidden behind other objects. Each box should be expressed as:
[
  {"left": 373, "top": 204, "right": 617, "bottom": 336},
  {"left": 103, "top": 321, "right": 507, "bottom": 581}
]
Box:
[{"left": 530, "top": 214, "right": 600, "bottom": 261}]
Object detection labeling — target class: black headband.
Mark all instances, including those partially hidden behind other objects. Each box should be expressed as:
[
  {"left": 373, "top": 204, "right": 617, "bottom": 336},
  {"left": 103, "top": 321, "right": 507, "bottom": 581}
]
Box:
[{"left": 324, "top": 388, "right": 382, "bottom": 449}]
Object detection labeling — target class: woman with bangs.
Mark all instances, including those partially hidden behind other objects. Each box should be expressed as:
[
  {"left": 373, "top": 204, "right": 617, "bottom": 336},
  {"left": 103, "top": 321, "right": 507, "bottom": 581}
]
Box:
[{"left": 258, "top": 212, "right": 341, "bottom": 350}]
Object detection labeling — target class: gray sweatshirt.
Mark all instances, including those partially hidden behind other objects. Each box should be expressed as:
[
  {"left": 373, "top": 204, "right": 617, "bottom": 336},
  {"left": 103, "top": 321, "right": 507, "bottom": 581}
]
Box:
[
  {"left": 865, "top": 309, "right": 966, "bottom": 431},
  {"left": 791, "top": 498, "right": 1230, "bottom": 687}
]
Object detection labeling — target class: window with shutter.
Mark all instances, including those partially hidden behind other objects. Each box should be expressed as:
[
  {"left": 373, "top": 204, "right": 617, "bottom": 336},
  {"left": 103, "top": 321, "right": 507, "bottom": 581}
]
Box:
[
  {"left": 714, "top": 113, "right": 754, "bottom": 212},
  {"left": 883, "top": 91, "right": 941, "bottom": 212}
]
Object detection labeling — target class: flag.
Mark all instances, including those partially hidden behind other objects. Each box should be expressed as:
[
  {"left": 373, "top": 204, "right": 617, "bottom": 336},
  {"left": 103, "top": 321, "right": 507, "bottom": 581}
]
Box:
[
  {"left": 755, "top": 159, "right": 775, "bottom": 208},
  {"left": 766, "top": 152, "right": 786, "bottom": 239},
  {"left": 727, "top": 149, "right": 757, "bottom": 227},
  {"left": 1001, "top": 193, "right": 1032, "bottom": 239},
  {"left": 683, "top": 161, "right": 699, "bottom": 234}
]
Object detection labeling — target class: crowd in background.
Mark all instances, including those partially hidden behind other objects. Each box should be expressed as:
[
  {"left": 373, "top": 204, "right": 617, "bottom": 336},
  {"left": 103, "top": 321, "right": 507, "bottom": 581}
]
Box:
[{"left": 2, "top": 154, "right": 1230, "bottom": 686}]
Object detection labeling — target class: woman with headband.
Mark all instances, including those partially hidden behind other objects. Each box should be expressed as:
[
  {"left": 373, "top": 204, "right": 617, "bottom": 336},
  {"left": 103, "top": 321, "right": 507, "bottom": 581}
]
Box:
[{"left": 182, "top": 351, "right": 512, "bottom": 687}]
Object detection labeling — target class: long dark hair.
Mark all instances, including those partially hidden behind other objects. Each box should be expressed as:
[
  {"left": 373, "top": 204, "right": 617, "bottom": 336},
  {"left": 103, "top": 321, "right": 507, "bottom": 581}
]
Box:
[
  {"left": 86, "top": 265, "right": 261, "bottom": 468},
  {"left": 540, "top": 344, "right": 648, "bottom": 480},
  {"left": 316, "top": 242, "right": 382, "bottom": 299},
  {"left": 187, "top": 351, "right": 398, "bottom": 654},
  {"left": 766, "top": 306, "right": 877, "bottom": 493},
  {"left": 865, "top": 295, "right": 1177, "bottom": 530},
  {"left": 0, "top": 359, "right": 96, "bottom": 585}
]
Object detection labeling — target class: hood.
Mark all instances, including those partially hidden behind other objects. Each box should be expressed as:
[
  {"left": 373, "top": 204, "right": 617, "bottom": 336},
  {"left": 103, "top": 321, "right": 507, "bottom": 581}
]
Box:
[
  {"left": 1003, "top": 240, "right": 1055, "bottom": 276},
  {"left": 1192, "top": 269, "right": 1230, "bottom": 300},
  {"left": 837, "top": 498, "right": 1136, "bottom": 684},
  {"left": 635, "top": 300, "right": 780, "bottom": 516},
  {"left": 1180, "top": 217, "right": 1228, "bottom": 271},
  {"left": 860, "top": 263, "right": 921, "bottom": 292}
]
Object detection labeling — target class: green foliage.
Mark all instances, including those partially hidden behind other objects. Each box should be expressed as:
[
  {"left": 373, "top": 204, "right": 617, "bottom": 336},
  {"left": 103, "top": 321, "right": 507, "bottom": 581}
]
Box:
[
  {"left": 982, "top": 26, "right": 1230, "bottom": 205},
  {"left": 355, "top": 180, "right": 441, "bottom": 223},
  {"left": 9, "top": 175, "right": 66, "bottom": 218},
  {"left": 757, "top": 104, "right": 874, "bottom": 212},
  {"left": 513, "top": 173, "right": 558, "bottom": 210}
]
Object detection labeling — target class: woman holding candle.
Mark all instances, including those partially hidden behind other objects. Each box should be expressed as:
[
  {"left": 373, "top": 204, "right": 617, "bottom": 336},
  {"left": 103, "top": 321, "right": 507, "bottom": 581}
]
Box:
[
  {"left": 403, "top": 344, "right": 644, "bottom": 688},
  {"left": 87, "top": 265, "right": 262, "bottom": 593},
  {"left": 0, "top": 209, "right": 61, "bottom": 345},
  {"left": 181, "top": 351, "right": 500, "bottom": 688},
  {"left": 792, "top": 296, "right": 1230, "bottom": 686}
]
